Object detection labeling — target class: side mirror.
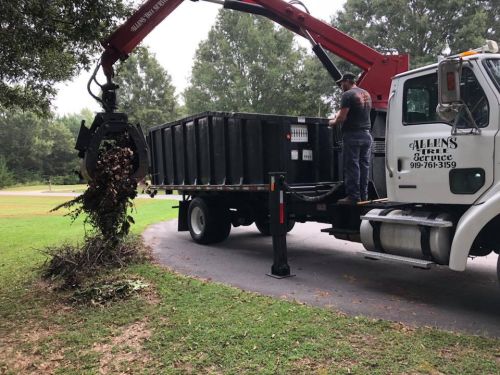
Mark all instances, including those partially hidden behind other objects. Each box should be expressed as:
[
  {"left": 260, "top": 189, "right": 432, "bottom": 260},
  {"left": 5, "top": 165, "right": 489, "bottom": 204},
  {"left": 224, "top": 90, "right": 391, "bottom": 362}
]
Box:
[
  {"left": 436, "top": 59, "right": 462, "bottom": 124},
  {"left": 438, "top": 59, "right": 461, "bottom": 105},
  {"left": 436, "top": 58, "right": 481, "bottom": 135}
]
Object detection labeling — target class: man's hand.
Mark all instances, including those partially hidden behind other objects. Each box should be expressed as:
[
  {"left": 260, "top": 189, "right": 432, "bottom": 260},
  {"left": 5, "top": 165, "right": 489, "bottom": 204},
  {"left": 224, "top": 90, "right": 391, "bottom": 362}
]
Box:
[{"left": 329, "top": 107, "right": 349, "bottom": 127}]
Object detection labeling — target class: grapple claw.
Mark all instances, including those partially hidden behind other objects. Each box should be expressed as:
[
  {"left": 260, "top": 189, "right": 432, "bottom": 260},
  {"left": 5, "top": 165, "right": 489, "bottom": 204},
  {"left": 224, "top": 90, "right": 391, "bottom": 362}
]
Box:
[{"left": 75, "top": 112, "right": 149, "bottom": 182}]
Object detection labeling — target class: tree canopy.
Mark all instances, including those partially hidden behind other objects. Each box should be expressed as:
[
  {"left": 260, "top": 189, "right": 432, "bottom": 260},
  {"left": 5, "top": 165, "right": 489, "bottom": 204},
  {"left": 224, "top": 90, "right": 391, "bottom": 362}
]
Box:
[
  {"left": 55, "top": 109, "right": 95, "bottom": 139},
  {"left": 0, "top": 0, "right": 131, "bottom": 114},
  {"left": 183, "top": 10, "right": 335, "bottom": 117},
  {"left": 114, "top": 46, "right": 179, "bottom": 128},
  {"left": 0, "top": 109, "right": 82, "bottom": 184},
  {"left": 334, "top": 0, "right": 500, "bottom": 68}
]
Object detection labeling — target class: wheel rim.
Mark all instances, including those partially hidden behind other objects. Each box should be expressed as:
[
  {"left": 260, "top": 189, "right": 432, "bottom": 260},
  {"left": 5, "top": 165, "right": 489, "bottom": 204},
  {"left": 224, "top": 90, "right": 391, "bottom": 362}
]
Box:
[{"left": 190, "top": 206, "right": 205, "bottom": 235}]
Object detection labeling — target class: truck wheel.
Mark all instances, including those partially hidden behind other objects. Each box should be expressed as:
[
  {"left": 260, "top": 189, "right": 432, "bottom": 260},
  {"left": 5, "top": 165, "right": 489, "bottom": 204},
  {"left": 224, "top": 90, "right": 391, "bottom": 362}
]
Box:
[
  {"left": 255, "top": 217, "right": 295, "bottom": 236},
  {"left": 188, "top": 198, "right": 231, "bottom": 244},
  {"left": 470, "top": 245, "right": 493, "bottom": 257}
]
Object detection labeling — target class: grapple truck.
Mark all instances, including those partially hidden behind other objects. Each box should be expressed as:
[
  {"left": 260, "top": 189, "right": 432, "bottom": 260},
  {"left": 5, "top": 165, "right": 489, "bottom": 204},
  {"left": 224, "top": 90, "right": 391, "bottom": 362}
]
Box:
[{"left": 76, "top": 0, "right": 500, "bottom": 282}]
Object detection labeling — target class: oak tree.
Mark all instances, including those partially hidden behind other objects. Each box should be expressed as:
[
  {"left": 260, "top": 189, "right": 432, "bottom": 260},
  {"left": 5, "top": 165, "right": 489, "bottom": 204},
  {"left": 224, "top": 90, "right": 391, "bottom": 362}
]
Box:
[
  {"left": 184, "top": 10, "right": 335, "bottom": 117},
  {"left": 0, "top": 0, "right": 131, "bottom": 114},
  {"left": 114, "top": 46, "right": 179, "bottom": 129},
  {"left": 333, "top": 0, "right": 499, "bottom": 68}
]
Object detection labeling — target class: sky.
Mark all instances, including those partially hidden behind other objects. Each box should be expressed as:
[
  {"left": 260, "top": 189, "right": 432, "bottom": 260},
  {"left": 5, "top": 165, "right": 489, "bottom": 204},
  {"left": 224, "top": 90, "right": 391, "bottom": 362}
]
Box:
[{"left": 53, "top": 0, "right": 346, "bottom": 115}]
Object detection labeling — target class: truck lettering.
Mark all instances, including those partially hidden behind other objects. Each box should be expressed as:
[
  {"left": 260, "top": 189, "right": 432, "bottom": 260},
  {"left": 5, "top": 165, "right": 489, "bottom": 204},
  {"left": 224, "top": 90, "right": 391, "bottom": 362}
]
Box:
[
  {"left": 413, "top": 153, "right": 453, "bottom": 162},
  {"left": 131, "top": 0, "right": 170, "bottom": 32},
  {"left": 409, "top": 136, "right": 458, "bottom": 169},
  {"left": 409, "top": 137, "right": 458, "bottom": 151}
]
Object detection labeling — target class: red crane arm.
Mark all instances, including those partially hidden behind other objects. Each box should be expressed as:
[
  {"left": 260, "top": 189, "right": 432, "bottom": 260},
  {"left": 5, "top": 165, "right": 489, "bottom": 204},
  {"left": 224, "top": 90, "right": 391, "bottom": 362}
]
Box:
[
  {"left": 253, "top": 0, "right": 382, "bottom": 70},
  {"left": 100, "top": 0, "right": 184, "bottom": 78},
  {"left": 249, "top": 0, "right": 409, "bottom": 109},
  {"left": 99, "top": 0, "right": 409, "bottom": 109}
]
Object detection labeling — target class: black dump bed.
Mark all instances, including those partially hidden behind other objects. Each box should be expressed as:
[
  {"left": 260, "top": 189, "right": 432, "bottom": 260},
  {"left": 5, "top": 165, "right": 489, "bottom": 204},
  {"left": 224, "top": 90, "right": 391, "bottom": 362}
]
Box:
[{"left": 147, "top": 111, "right": 340, "bottom": 189}]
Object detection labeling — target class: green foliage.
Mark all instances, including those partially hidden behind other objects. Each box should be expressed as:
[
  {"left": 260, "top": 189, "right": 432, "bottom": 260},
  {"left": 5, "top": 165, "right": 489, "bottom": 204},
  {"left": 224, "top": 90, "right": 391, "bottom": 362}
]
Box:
[
  {"left": 334, "top": 0, "right": 500, "bottom": 68},
  {"left": 0, "top": 0, "right": 132, "bottom": 114},
  {"left": 115, "top": 46, "right": 179, "bottom": 128},
  {"left": 0, "top": 110, "right": 52, "bottom": 181},
  {"left": 49, "top": 174, "right": 81, "bottom": 185},
  {"left": 54, "top": 108, "right": 94, "bottom": 139},
  {"left": 0, "top": 156, "right": 14, "bottom": 188},
  {"left": 184, "top": 10, "right": 335, "bottom": 116},
  {"left": 42, "top": 121, "right": 78, "bottom": 177},
  {"left": 0, "top": 109, "right": 79, "bottom": 183}
]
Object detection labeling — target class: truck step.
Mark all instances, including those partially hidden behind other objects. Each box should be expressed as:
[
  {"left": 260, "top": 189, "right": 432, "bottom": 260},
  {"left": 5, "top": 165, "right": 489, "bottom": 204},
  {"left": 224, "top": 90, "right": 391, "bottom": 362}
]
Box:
[
  {"left": 359, "top": 251, "right": 435, "bottom": 269},
  {"left": 360, "top": 214, "right": 453, "bottom": 227}
]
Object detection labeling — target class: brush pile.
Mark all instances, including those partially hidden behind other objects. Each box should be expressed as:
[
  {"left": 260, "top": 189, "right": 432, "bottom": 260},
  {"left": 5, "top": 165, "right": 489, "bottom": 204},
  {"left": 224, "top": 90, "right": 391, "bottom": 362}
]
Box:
[
  {"left": 56, "top": 140, "right": 139, "bottom": 241},
  {"left": 42, "top": 236, "right": 150, "bottom": 288},
  {"left": 44, "top": 136, "right": 146, "bottom": 287}
]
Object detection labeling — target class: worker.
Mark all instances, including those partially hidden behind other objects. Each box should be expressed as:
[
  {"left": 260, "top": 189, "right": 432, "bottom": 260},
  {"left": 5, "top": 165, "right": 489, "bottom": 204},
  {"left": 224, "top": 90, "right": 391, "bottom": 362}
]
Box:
[{"left": 329, "top": 72, "right": 373, "bottom": 204}]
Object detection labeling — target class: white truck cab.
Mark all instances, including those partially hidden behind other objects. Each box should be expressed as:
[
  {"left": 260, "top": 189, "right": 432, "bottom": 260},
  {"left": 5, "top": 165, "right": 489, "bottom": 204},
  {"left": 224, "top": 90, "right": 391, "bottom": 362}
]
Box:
[
  {"left": 387, "top": 52, "right": 500, "bottom": 205},
  {"left": 361, "top": 43, "right": 500, "bottom": 277}
]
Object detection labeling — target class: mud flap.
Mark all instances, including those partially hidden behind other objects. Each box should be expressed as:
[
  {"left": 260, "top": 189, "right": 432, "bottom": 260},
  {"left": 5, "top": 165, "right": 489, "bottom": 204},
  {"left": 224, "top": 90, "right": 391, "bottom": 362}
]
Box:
[{"left": 178, "top": 200, "right": 190, "bottom": 232}]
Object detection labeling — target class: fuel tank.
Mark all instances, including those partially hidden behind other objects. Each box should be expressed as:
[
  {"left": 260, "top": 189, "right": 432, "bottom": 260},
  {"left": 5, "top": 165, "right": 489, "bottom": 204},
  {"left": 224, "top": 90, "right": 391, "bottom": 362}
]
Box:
[{"left": 360, "top": 208, "right": 454, "bottom": 265}]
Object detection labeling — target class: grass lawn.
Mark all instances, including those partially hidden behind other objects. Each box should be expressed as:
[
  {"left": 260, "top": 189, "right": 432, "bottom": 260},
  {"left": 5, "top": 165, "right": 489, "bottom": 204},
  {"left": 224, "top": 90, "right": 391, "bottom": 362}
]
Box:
[
  {"left": 1, "top": 183, "right": 168, "bottom": 195},
  {"left": 0, "top": 196, "right": 499, "bottom": 374}
]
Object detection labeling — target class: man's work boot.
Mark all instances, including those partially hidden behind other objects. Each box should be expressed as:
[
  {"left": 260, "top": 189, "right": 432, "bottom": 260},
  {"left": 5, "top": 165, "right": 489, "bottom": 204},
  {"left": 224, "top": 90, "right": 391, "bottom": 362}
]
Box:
[{"left": 337, "top": 196, "right": 359, "bottom": 205}]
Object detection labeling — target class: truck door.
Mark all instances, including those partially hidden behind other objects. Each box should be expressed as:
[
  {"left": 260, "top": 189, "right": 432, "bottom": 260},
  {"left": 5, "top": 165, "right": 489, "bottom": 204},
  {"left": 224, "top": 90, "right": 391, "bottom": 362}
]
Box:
[{"left": 386, "top": 62, "right": 498, "bottom": 204}]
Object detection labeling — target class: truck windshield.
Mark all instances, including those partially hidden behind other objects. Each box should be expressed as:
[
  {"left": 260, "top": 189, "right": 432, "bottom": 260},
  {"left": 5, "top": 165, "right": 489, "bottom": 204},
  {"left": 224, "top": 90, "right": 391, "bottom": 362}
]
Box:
[{"left": 484, "top": 59, "right": 500, "bottom": 92}]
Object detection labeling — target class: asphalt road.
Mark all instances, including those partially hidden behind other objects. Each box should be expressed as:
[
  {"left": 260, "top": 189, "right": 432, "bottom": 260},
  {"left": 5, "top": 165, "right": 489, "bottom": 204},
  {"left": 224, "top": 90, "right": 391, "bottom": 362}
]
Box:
[{"left": 145, "top": 220, "right": 500, "bottom": 338}]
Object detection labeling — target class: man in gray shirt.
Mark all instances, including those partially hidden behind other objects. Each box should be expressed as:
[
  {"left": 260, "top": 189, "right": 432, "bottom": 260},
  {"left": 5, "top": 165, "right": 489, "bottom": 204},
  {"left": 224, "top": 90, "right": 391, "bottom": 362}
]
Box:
[{"left": 329, "top": 72, "right": 373, "bottom": 204}]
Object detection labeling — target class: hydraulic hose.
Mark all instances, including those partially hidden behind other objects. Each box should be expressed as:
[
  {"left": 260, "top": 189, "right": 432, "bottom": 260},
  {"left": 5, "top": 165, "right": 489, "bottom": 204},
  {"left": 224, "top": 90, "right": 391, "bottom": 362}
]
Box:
[{"left": 283, "top": 182, "right": 343, "bottom": 203}]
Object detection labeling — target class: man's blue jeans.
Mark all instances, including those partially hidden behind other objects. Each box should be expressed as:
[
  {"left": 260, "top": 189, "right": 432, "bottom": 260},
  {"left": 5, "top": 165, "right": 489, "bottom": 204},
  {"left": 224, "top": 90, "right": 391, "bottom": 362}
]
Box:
[{"left": 342, "top": 130, "right": 372, "bottom": 201}]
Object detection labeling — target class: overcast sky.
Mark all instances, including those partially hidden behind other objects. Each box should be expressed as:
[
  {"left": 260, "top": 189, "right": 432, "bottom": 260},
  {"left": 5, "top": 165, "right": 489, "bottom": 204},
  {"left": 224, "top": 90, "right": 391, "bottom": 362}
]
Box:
[{"left": 53, "top": 1, "right": 346, "bottom": 115}]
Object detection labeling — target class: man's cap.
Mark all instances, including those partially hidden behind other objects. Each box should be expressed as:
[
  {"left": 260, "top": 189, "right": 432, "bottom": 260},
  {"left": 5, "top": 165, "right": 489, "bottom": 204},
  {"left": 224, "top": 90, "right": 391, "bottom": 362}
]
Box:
[{"left": 336, "top": 72, "right": 357, "bottom": 84}]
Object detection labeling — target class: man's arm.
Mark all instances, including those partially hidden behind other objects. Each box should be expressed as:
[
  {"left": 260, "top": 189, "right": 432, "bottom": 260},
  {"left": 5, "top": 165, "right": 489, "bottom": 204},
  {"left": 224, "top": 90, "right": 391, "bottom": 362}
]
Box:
[{"left": 329, "top": 107, "right": 349, "bottom": 126}]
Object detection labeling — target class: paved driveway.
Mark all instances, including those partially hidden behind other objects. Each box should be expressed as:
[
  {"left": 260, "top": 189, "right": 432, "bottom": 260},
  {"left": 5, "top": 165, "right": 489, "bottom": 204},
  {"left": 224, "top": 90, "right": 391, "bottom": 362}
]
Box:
[{"left": 145, "top": 220, "right": 500, "bottom": 338}]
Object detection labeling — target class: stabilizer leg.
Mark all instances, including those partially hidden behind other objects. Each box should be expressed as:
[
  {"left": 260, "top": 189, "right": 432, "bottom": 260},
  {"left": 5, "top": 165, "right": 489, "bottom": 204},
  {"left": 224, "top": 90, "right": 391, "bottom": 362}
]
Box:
[{"left": 267, "top": 172, "right": 294, "bottom": 279}]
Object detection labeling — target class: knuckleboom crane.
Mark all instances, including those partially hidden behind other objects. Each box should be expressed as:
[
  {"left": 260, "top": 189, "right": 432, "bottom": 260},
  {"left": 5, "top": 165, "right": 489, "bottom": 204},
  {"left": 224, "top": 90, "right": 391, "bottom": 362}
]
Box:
[{"left": 75, "top": 0, "right": 409, "bottom": 181}]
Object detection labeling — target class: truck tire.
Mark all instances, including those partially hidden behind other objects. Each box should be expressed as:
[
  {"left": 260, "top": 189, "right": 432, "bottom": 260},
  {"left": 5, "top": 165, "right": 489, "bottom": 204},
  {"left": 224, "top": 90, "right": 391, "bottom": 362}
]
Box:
[
  {"left": 188, "top": 198, "right": 231, "bottom": 244},
  {"left": 255, "top": 217, "right": 295, "bottom": 236}
]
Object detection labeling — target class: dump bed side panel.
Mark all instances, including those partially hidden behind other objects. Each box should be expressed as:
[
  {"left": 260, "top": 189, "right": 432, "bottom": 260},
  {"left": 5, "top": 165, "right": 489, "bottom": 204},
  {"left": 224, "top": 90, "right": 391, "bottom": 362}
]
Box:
[{"left": 148, "top": 112, "right": 335, "bottom": 187}]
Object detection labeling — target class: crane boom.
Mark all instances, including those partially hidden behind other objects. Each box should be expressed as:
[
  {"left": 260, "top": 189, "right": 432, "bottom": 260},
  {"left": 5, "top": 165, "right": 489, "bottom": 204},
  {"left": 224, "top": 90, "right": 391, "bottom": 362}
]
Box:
[
  {"left": 78, "top": 0, "right": 409, "bottom": 182},
  {"left": 100, "top": 0, "right": 184, "bottom": 78},
  {"left": 98, "top": 0, "right": 409, "bottom": 109},
  {"left": 249, "top": 0, "right": 408, "bottom": 108}
]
